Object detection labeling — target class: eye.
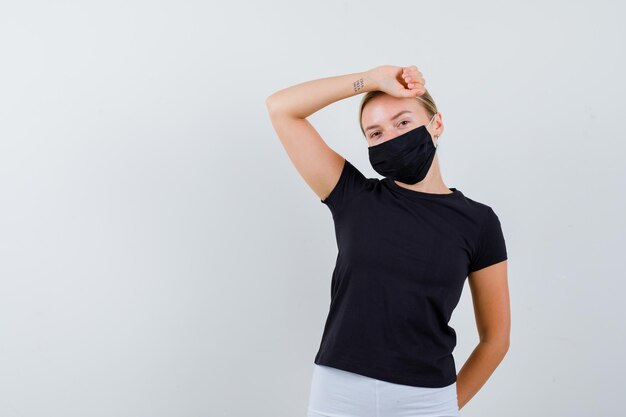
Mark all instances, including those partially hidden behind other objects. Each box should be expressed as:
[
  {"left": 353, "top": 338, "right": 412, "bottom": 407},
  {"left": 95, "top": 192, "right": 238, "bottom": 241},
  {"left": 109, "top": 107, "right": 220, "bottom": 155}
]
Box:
[
  {"left": 399, "top": 120, "right": 410, "bottom": 126},
  {"left": 370, "top": 131, "right": 381, "bottom": 139}
]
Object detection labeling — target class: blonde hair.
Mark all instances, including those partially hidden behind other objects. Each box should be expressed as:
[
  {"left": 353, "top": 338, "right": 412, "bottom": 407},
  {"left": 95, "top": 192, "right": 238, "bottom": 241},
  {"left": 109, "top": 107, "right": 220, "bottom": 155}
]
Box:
[{"left": 358, "top": 89, "right": 439, "bottom": 138}]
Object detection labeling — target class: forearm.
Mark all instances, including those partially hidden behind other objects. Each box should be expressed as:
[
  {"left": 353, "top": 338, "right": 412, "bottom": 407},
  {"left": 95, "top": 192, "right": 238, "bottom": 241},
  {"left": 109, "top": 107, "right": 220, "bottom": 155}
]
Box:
[
  {"left": 266, "top": 70, "right": 378, "bottom": 119},
  {"left": 455, "top": 340, "right": 509, "bottom": 410}
]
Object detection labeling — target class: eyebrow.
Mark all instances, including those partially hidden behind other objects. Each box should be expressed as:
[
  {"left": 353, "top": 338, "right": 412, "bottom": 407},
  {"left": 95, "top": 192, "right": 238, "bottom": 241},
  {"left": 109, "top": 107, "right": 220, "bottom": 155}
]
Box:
[{"left": 364, "top": 110, "right": 413, "bottom": 133}]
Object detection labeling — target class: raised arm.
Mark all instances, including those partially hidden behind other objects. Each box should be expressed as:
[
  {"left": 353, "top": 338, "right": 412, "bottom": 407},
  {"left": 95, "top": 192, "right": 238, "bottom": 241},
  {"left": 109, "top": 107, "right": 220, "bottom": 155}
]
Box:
[{"left": 265, "top": 69, "right": 380, "bottom": 201}]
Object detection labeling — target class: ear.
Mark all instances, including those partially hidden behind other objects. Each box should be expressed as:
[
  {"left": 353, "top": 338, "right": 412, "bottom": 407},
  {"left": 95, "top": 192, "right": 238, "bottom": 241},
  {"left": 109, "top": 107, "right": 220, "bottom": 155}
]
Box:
[{"left": 434, "top": 114, "right": 443, "bottom": 137}]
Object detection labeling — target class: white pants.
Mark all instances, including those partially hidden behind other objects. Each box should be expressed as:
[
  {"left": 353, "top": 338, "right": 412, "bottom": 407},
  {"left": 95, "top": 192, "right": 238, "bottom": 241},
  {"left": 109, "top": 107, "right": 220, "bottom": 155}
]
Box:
[{"left": 307, "top": 364, "right": 460, "bottom": 417}]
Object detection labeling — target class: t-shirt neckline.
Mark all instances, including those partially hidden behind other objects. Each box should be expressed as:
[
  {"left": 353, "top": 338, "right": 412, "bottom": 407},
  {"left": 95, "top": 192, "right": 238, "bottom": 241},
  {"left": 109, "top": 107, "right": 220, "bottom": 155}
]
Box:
[{"left": 384, "top": 178, "right": 462, "bottom": 200}]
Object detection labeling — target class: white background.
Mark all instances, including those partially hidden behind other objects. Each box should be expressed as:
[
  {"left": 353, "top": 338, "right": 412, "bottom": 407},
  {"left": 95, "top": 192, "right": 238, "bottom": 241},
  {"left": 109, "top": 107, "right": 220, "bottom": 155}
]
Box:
[{"left": 1, "top": 1, "right": 624, "bottom": 416}]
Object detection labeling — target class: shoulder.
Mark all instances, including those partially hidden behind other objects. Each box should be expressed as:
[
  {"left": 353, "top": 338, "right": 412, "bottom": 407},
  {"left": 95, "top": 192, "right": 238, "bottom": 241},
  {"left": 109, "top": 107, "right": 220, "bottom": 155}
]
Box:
[
  {"left": 320, "top": 159, "right": 380, "bottom": 216},
  {"left": 454, "top": 192, "right": 506, "bottom": 237},
  {"left": 455, "top": 192, "right": 496, "bottom": 217},
  {"left": 463, "top": 193, "right": 508, "bottom": 273}
]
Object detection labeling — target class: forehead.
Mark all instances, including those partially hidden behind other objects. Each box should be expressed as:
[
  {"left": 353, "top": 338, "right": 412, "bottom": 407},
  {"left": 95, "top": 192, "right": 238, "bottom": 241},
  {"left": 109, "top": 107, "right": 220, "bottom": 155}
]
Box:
[{"left": 362, "top": 96, "right": 425, "bottom": 129}]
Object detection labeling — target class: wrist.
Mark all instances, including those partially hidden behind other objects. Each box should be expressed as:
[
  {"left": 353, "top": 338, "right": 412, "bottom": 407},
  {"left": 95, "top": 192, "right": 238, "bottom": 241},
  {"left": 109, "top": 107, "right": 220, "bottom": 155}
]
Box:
[{"left": 360, "top": 69, "right": 379, "bottom": 92}]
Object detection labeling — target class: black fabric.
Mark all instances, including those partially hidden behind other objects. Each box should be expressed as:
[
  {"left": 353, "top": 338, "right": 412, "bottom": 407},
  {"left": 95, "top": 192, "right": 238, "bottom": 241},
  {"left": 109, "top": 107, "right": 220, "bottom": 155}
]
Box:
[{"left": 314, "top": 158, "right": 508, "bottom": 388}]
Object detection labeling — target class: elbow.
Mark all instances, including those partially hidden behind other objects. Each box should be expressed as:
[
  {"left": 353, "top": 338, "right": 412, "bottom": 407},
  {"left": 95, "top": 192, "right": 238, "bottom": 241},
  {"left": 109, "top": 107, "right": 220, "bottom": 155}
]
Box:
[
  {"left": 500, "top": 338, "right": 510, "bottom": 355},
  {"left": 266, "top": 95, "right": 283, "bottom": 119},
  {"left": 497, "top": 337, "right": 510, "bottom": 357},
  {"left": 266, "top": 92, "right": 297, "bottom": 119},
  {"left": 265, "top": 95, "right": 276, "bottom": 114},
  {"left": 266, "top": 92, "right": 306, "bottom": 120},
  {"left": 479, "top": 333, "right": 510, "bottom": 355}
]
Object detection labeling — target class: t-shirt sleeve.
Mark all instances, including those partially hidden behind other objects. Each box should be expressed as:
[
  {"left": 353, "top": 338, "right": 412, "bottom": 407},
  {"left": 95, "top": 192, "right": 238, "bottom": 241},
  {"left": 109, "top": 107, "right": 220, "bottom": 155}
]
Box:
[
  {"left": 320, "top": 158, "right": 369, "bottom": 217},
  {"left": 468, "top": 206, "right": 508, "bottom": 273}
]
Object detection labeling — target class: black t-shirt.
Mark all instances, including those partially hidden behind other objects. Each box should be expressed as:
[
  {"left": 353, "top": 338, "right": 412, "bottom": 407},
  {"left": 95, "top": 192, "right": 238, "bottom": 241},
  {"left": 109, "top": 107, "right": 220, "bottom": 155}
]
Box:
[{"left": 314, "top": 159, "right": 508, "bottom": 388}]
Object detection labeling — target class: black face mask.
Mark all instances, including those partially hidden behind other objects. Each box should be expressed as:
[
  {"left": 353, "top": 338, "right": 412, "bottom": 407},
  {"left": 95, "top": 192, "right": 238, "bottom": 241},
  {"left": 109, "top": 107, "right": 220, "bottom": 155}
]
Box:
[{"left": 368, "top": 114, "right": 438, "bottom": 185}]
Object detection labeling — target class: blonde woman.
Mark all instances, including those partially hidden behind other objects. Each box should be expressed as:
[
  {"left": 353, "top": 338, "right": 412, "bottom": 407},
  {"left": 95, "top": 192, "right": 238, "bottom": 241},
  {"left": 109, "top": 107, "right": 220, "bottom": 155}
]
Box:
[{"left": 266, "top": 65, "right": 510, "bottom": 417}]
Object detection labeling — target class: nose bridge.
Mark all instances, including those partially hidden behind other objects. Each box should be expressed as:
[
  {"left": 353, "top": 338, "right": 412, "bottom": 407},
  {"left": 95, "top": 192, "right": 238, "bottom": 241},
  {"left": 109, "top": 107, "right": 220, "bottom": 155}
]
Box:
[
  {"left": 380, "top": 120, "right": 398, "bottom": 134},
  {"left": 382, "top": 127, "right": 402, "bottom": 144}
]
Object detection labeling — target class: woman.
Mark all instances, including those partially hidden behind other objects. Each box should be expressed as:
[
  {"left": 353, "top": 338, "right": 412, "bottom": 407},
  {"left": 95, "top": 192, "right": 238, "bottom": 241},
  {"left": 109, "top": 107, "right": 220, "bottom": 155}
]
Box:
[{"left": 266, "top": 65, "right": 510, "bottom": 417}]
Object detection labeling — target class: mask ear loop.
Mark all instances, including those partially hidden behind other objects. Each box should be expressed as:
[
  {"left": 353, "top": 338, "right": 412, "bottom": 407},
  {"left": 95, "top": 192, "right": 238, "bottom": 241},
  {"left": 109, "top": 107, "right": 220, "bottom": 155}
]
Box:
[{"left": 426, "top": 113, "right": 439, "bottom": 148}]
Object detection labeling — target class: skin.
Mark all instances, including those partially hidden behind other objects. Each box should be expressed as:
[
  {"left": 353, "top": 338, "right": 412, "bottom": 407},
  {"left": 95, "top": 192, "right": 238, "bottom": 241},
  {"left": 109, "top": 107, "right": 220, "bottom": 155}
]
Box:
[{"left": 266, "top": 65, "right": 510, "bottom": 411}]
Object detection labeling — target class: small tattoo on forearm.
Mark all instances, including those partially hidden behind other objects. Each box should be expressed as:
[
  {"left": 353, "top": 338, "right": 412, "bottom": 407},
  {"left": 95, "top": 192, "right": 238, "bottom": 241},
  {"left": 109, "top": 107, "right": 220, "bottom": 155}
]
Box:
[{"left": 353, "top": 77, "right": 364, "bottom": 92}]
